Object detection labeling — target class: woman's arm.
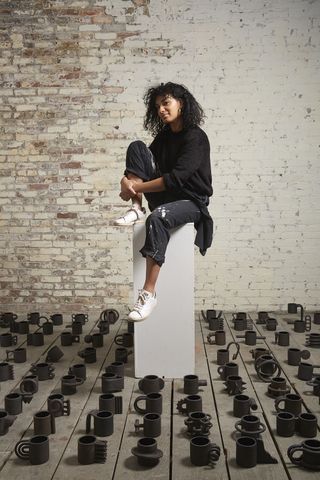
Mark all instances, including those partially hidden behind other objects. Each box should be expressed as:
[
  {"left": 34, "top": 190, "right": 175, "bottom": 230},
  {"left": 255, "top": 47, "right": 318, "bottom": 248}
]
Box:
[{"left": 133, "top": 177, "right": 165, "bottom": 193}]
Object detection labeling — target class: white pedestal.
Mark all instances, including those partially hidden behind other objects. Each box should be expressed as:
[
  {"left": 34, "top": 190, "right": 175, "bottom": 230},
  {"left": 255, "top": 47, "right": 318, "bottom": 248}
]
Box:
[{"left": 133, "top": 222, "right": 195, "bottom": 378}]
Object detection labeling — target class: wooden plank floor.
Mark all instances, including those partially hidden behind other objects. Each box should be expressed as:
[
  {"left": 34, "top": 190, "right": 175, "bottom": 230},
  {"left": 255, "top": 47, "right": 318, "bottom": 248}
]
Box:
[{"left": 0, "top": 310, "right": 319, "bottom": 479}]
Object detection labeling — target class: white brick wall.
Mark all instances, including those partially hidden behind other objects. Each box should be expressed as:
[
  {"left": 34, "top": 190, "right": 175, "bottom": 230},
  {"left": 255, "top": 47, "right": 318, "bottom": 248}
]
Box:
[{"left": 0, "top": 0, "right": 319, "bottom": 314}]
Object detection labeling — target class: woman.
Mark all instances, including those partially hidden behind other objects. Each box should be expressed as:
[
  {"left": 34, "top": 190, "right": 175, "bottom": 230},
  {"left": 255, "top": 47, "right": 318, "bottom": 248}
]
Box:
[{"left": 115, "top": 82, "right": 213, "bottom": 321}]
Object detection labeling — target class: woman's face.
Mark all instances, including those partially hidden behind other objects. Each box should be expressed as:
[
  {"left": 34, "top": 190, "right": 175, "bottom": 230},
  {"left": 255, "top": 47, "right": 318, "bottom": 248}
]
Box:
[{"left": 155, "top": 94, "right": 183, "bottom": 129}]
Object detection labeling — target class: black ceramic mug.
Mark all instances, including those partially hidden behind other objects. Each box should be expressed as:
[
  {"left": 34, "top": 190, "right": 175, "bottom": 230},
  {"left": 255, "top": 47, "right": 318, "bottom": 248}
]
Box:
[
  {"left": 45, "top": 346, "right": 64, "bottom": 363},
  {"left": 50, "top": 313, "right": 63, "bottom": 325},
  {"left": 217, "top": 362, "right": 239, "bottom": 380},
  {"left": 105, "top": 361, "right": 125, "bottom": 377},
  {"left": 61, "top": 374, "right": 84, "bottom": 395},
  {"left": 17, "top": 321, "right": 29, "bottom": 334},
  {"left": 27, "top": 332, "right": 44, "bottom": 346},
  {"left": 0, "top": 410, "right": 16, "bottom": 435},
  {"left": 68, "top": 363, "right": 86, "bottom": 381},
  {"left": 30, "top": 362, "right": 55, "bottom": 381},
  {"left": 114, "top": 333, "right": 134, "bottom": 347},
  {"left": 190, "top": 436, "right": 220, "bottom": 467},
  {"left": 134, "top": 413, "right": 161, "bottom": 438},
  {"left": 287, "top": 439, "right": 320, "bottom": 470},
  {"left": 287, "top": 348, "right": 310, "bottom": 366},
  {"left": 6, "top": 347, "right": 27, "bottom": 363},
  {"left": 60, "top": 331, "right": 80, "bottom": 346},
  {"left": 176, "top": 394, "right": 202, "bottom": 415},
  {"left": 233, "top": 394, "right": 258, "bottom": 418},
  {"left": 86, "top": 410, "right": 114, "bottom": 437},
  {"left": 183, "top": 374, "right": 207, "bottom": 394},
  {"left": 33, "top": 410, "right": 56, "bottom": 436},
  {"left": 236, "top": 436, "right": 257, "bottom": 468},
  {"left": 134, "top": 392, "right": 163, "bottom": 415},
  {"left": 20, "top": 374, "right": 38, "bottom": 394},
  {"left": 275, "top": 331, "right": 290, "bottom": 346},
  {"left": 101, "top": 372, "right": 124, "bottom": 393},
  {"left": 72, "top": 313, "right": 88, "bottom": 325},
  {"left": 276, "top": 412, "right": 296, "bottom": 437},
  {"left": 5, "top": 393, "right": 23, "bottom": 415},
  {"left": 77, "top": 435, "right": 107, "bottom": 465},
  {"left": 138, "top": 375, "right": 165, "bottom": 394},
  {"left": 298, "top": 362, "right": 320, "bottom": 381},
  {"left": 0, "top": 333, "right": 18, "bottom": 347},
  {"left": 296, "top": 413, "right": 318, "bottom": 438},
  {"left": 99, "top": 394, "right": 123, "bottom": 414},
  {"left": 47, "top": 394, "right": 71, "bottom": 417},
  {"left": 275, "top": 393, "right": 302, "bottom": 417},
  {"left": 115, "top": 347, "right": 132, "bottom": 363},
  {"left": 84, "top": 333, "right": 104, "bottom": 348},
  {"left": 78, "top": 347, "right": 97, "bottom": 364},
  {"left": 0, "top": 362, "right": 14, "bottom": 382},
  {"left": 207, "top": 330, "right": 226, "bottom": 345},
  {"left": 15, "top": 435, "right": 49, "bottom": 465}
]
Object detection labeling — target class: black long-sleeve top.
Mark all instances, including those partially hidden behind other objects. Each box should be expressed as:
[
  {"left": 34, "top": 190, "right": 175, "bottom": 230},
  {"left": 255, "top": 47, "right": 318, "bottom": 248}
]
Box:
[{"left": 149, "top": 125, "right": 214, "bottom": 255}]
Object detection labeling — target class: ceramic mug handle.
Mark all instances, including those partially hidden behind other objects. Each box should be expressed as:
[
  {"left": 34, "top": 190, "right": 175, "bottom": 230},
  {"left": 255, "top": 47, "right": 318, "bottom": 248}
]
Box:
[
  {"left": 15, "top": 440, "right": 30, "bottom": 460},
  {"left": 275, "top": 396, "right": 285, "bottom": 412},
  {"left": 134, "top": 395, "right": 147, "bottom": 414},
  {"left": 287, "top": 444, "right": 303, "bottom": 465}
]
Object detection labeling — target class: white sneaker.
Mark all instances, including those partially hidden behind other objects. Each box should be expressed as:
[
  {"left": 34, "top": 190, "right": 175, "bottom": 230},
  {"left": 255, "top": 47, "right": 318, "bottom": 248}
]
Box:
[
  {"left": 128, "top": 289, "right": 157, "bottom": 321},
  {"left": 114, "top": 207, "right": 146, "bottom": 226}
]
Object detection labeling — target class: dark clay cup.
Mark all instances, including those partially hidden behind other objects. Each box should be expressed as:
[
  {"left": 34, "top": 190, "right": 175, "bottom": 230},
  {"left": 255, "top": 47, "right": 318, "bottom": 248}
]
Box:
[
  {"left": 134, "top": 392, "right": 162, "bottom": 415},
  {"left": 287, "top": 348, "right": 310, "bottom": 366},
  {"left": 105, "top": 361, "right": 125, "bottom": 377},
  {"left": 276, "top": 412, "right": 296, "bottom": 437},
  {"left": 233, "top": 394, "right": 258, "bottom": 418},
  {"left": 275, "top": 393, "right": 302, "bottom": 417},
  {"left": 6, "top": 347, "right": 27, "bottom": 363},
  {"left": 77, "top": 435, "right": 107, "bottom": 465},
  {"left": 217, "top": 362, "right": 238, "bottom": 380},
  {"left": 176, "top": 394, "right": 202, "bottom": 415},
  {"left": 275, "top": 331, "right": 290, "bottom": 346},
  {"left": 60, "top": 331, "right": 80, "bottom": 346},
  {"left": 99, "top": 394, "right": 123, "bottom": 414},
  {"left": 47, "top": 394, "right": 71, "bottom": 417},
  {"left": 190, "top": 436, "right": 220, "bottom": 466},
  {"left": 296, "top": 413, "right": 318, "bottom": 438},
  {"left": 288, "top": 439, "right": 320, "bottom": 469},
  {"left": 50, "top": 313, "right": 63, "bottom": 325},
  {"left": 183, "top": 374, "right": 207, "bottom": 394},
  {"left": 134, "top": 413, "right": 161, "bottom": 438},
  {"left": 33, "top": 410, "right": 56, "bottom": 436},
  {"left": 86, "top": 410, "right": 114, "bottom": 437},
  {"left": 207, "top": 330, "right": 226, "bottom": 345},
  {"left": 5, "top": 393, "right": 23, "bottom": 415},
  {"left": 236, "top": 436, "right": 257, "bottom": 468},
  {"left": 0, "top": 333, "right": 17, "bottom": 347},
  {"left": 101, "top": 372, "right": 124, "bottom": 393},
  {"left": 138, "top": 375, "right": 165, "bottom": 394},
  {"left": 15, "top": 435, "right": 49, "bottom": 465},
  {"left": 114, "top": 332, "right": 134, "bottom": 347},
  {"left": 68, "top": 363, "right": 86, "bottom": 381}
]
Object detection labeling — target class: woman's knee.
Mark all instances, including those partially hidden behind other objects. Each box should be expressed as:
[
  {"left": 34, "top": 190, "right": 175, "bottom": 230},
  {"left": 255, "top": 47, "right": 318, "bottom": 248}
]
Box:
[{"left": 127, "top": 140, "right": 147, "bottom": 155}]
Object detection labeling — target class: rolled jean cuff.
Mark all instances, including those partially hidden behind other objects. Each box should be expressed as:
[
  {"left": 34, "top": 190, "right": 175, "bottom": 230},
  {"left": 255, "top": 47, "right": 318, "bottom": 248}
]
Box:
[{"left": 139, "top": 247, "right": 165, "bottom": 267}]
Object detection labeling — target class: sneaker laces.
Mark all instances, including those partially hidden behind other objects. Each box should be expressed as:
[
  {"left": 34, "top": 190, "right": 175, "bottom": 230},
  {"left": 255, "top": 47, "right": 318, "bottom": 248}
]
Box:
[{"left": 133, "top": 290, "right": 150, "bottom": 313}]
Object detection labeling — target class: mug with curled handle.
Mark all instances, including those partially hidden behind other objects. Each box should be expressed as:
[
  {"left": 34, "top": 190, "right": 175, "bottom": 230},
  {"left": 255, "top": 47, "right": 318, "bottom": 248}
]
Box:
[{"left": 15, "top": 435, "right": 49, "bottom": 465}]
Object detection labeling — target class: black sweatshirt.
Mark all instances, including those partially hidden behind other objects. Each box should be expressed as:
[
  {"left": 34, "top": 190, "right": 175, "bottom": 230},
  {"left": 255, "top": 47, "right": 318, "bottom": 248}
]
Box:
[{"left": 149, "top": 125, "right": 214, "bottom": 255}]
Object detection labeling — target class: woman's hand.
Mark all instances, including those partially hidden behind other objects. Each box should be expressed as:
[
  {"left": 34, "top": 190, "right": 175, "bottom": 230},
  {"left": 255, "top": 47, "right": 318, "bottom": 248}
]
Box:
[{"left": 119, "top": 176, "right": 136, "bottom": 201}]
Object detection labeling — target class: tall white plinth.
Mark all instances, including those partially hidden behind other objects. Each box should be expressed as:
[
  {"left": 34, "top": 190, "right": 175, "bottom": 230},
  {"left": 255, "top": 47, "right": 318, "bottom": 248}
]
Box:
[{"left": 133, "top": 222, "right": 195, "bottom": 378}]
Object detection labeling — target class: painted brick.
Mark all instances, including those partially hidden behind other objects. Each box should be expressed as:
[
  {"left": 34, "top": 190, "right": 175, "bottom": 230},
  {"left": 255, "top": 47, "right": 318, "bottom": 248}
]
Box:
[{"left": 0, "top": 0, "right": 319, "bottom": 314}]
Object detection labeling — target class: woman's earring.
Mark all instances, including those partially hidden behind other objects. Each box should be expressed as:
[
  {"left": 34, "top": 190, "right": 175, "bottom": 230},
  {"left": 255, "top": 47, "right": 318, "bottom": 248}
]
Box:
[{"left": 178, "top": 107, "right": 182, "bottom": 115}]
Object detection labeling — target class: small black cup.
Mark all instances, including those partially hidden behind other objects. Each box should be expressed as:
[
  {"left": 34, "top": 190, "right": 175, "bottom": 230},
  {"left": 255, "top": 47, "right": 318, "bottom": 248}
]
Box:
[
  {"left": 15, "top": 435, "right": 49, "bottom": 465},
  {"left": 99, "top": 394, "right": 123, "bottom": 414},
  {"left": 183, "top": 374, "right": 207, "bottom": 394},
  {"left": 134, "top": 413, "right": 161, "bottom": 437},
  {"left": 134, "top": 392, "right": 163, "bottom": 415},
  {"left": 86, "top": 410, "right": 114, "bottom": 437},
  {"left": 6, "top": 347, "right": 27, "bottom": 363}
]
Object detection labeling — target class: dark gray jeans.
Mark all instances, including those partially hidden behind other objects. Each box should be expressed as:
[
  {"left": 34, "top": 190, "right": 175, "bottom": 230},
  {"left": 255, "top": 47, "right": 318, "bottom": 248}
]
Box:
[{"left": 125, "top": 140, "right": 201, "bottom": 266}]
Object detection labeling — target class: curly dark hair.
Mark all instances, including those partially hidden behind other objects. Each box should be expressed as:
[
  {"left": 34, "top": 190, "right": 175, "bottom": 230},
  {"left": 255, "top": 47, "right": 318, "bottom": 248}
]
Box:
[{"left": 143, "top": 82, "right": 205, "bottom": 136}]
